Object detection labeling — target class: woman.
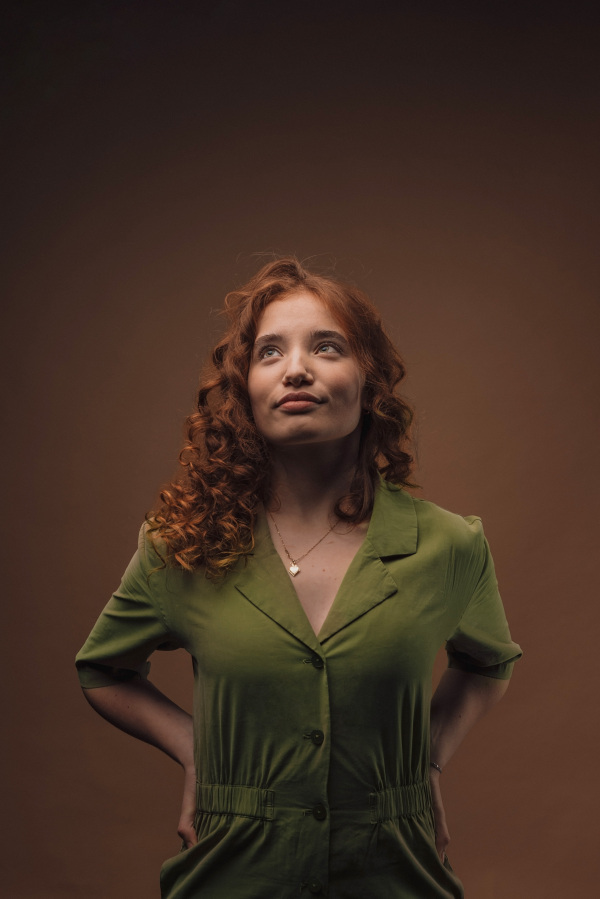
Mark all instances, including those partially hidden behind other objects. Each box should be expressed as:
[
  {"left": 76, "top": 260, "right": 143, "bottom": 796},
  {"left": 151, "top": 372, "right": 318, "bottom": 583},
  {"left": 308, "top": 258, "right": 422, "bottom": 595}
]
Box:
[{"left": 76, "top": 257, "right": 521, "bottom": 898}]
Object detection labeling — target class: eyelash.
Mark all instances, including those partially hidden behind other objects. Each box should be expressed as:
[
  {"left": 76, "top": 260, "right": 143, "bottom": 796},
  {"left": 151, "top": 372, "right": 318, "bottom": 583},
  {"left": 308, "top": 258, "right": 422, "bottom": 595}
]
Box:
[
  {"left": 258, "top": 342, "right": 343, "bottom": 359},
  {"left": 317, "top": 342, "right": 342, "bottom": 354}
]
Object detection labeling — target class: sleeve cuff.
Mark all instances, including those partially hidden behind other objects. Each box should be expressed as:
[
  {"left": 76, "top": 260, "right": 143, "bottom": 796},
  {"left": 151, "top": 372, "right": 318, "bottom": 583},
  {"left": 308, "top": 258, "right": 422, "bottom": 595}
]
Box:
[
  {"left": 447, "top": 651, "right": 519, "bottom": 680},
  {"left": 76, "top": 660, "right": 150, "bottom": 689}
]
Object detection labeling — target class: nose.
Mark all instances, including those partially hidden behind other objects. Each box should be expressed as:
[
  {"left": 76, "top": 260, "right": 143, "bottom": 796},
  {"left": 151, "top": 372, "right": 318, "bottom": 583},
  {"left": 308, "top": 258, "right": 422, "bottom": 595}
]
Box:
[{"left": 282, "top": 348, "right": 314, "bottom": 386}]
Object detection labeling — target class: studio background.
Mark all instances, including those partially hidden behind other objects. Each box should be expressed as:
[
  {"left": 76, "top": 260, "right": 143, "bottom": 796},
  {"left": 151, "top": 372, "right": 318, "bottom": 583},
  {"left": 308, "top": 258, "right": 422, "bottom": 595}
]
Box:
[{"left": 2, "top": 2, "right": 598, "bottom": 897}]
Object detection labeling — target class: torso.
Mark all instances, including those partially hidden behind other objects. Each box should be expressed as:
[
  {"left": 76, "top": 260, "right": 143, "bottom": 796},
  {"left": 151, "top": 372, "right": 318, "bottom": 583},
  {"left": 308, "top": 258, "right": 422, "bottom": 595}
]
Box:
[{"left": 266, "top": 518, "right": 370, "bottom": 636}]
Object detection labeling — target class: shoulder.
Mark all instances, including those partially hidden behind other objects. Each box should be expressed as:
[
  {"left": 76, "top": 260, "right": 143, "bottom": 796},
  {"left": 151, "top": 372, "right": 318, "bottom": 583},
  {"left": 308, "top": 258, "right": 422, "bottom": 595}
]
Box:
[
  {"left": 413, "top": 496, "right": 483, "bottom": 540},
  {"left": 123, "top": 521, "right": 177, "bottom": 597},
  {"left": 377, "top": 479, "right": 486, "bottom": 555},
  {"left": 137, "top": 519, "right": 170, "bottom": 568}
]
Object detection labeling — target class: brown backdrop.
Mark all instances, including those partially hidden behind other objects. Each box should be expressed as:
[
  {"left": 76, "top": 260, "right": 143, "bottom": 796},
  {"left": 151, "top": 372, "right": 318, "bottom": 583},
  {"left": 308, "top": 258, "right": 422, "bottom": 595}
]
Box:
[{"left": 3, "top": 2, "right": 599, "bottom": 896}]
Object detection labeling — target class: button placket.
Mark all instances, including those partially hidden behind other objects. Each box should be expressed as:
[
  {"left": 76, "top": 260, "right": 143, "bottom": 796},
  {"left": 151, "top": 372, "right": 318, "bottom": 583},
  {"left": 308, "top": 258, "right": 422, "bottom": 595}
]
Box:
[{"left": 298, "top": 646, "right": 329, "bottom": 895}]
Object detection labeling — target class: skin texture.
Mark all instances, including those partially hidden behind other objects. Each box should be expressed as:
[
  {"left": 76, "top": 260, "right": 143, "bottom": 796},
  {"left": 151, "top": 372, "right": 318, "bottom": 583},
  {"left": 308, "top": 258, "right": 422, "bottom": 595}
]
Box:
[
  {"left": 247, "top": 292, "right": 371, "bottom": 634},
  {"left": 428, "top": 669, "right": 508, "bottom": 859},
  {"left": 83, "top": 291, "right": 510, "bottom": 860},
  {"left": 247, "top": 291, "right": 366, "bottom": 449},
  {"left": 82, "top": 679, "right": 197, "bottom": 847}
]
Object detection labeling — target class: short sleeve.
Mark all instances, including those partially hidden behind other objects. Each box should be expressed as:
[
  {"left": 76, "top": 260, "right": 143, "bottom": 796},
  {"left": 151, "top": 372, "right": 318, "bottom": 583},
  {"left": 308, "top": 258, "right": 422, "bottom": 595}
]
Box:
[
  {"left": 445, "top": 520, "right": 522, "bottom": 680},
  {"left": 75, "top": 524, "right": 181, "bottom": 689}
]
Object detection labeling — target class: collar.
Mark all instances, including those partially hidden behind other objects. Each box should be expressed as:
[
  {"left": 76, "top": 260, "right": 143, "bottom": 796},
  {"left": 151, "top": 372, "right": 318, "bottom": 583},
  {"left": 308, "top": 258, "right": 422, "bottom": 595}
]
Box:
[
  {"left": 366, "top": 477, "right": 418, "bottom": 558},
  {"left": 233, "top": 477, "right": 418, "bottom": 650}
]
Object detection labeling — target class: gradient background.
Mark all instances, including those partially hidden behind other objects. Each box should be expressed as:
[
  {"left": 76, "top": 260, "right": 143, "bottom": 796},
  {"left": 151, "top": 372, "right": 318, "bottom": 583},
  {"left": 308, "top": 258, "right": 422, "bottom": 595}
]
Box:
[{"left": 2, "top": 2, "right": 599, "bottom": 897}]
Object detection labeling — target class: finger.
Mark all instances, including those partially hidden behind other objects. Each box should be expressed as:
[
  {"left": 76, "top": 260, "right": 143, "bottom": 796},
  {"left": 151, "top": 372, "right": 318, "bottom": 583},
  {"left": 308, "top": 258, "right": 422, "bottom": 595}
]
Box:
[
  {"left": 177, "top": 821, "right": 198, "bottom": 849},
  {"left": 435, "top": 831, "right": 450, "bottom": 861}
]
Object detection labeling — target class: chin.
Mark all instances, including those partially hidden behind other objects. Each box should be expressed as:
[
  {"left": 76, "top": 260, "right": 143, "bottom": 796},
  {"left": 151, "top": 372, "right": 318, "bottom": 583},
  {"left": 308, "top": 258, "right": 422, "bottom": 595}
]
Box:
[
  {"left": 276, "top": 433, "right": 324, "bottom": 446},
  {"left": 273, "top": 429, "right": 360, "bottom": 450}
]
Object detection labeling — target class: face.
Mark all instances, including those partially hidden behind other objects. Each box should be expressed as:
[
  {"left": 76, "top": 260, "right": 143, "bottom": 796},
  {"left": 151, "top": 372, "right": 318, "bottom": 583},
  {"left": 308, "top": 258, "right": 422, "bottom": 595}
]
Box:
[{"left": 247, "top": 291, "right": 366, "bottom": 449}]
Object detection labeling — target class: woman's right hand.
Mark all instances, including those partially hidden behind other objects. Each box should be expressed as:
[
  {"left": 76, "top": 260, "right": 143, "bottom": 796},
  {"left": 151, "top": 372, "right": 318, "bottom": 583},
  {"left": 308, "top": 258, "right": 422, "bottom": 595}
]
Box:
[
  {"left": 81, "top": 680, "right": 198, "bottom": 846},
  {"left": 177, "top": 763, "right": 199, "bottom": 849},
  {"left": 429, "top": 768, "right": 450, "bottom": 862}
]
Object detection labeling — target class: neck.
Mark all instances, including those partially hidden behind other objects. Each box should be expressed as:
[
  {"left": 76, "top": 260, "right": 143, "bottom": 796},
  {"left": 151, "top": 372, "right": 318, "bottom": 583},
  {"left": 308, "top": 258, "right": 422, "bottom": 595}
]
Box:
[{"left": 267, "top": 436, "right": 361, "bottom": 522}]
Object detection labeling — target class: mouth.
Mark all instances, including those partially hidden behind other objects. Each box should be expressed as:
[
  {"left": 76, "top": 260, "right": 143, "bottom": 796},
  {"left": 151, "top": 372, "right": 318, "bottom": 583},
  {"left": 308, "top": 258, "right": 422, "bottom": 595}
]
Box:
[{"left": 276, "top": 392, "right": 322, "bottom": 411}]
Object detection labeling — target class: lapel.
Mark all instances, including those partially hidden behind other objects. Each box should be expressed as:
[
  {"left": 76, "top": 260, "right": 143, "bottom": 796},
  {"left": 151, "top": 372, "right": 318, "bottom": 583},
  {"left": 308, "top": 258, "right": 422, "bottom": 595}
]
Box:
[
  {"left": 233, "top": 479, "right": 419, "bottom": 649},
  {"left": 318, "top": 480, "right": 418, "bottom": 642},
  {"left": 233, "top": 512, "right": 324, "bottom": 654}
]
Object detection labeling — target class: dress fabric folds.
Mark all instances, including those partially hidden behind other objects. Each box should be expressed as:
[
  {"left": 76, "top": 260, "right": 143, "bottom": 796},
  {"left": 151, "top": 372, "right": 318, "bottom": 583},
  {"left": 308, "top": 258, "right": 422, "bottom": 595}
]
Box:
[{"left": 76, "top": 480, "right": 522, "bottom": 898}]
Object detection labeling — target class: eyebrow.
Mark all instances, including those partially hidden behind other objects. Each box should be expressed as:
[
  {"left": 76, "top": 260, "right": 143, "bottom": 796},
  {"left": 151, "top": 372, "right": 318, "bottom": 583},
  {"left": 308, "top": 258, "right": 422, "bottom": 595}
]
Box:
[{"left": 253, "top": 329, "right": 349, "bottom": 349}]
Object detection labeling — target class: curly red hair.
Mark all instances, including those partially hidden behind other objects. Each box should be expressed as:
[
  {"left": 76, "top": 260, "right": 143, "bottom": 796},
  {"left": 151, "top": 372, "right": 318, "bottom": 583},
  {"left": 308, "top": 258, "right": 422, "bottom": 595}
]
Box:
[{"left": 149, "top": 257, "right": 415, "bottom": 577}]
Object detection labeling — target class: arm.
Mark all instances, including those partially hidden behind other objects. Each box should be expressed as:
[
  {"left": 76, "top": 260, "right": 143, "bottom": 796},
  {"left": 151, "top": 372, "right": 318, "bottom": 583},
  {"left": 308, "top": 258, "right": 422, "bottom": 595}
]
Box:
[
  {"left": 82, "top": 679, "right": 198, "bottom": 848},
  {"left": 429, "top": 668, "right": 509, "bottom": 860}
]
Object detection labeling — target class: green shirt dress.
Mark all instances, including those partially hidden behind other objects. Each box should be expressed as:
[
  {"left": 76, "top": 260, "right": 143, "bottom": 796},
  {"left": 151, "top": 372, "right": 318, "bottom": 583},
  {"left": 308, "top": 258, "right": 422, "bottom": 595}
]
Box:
[{"left": 76, "top": 480, "right": 522, "bottom": 898}]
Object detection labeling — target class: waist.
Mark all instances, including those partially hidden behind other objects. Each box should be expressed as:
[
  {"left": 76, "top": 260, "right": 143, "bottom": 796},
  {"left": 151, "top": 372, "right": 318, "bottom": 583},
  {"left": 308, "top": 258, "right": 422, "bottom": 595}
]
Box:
[{"left": 196, "top": 779, "right": 432, "bottom": 823}]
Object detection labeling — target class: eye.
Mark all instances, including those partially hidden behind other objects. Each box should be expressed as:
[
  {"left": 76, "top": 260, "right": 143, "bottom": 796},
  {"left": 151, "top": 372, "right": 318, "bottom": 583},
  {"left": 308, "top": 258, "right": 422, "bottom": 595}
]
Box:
[
  {"left": 257, "top": 345, "right": 282, "bottom": 359},
  {"left": 316, "top": 342, "right": 342, "bottom": 354}
]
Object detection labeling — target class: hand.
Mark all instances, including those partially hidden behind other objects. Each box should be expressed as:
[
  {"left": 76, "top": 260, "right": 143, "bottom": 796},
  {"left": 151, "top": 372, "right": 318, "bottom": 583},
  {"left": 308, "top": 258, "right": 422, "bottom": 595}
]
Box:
[
  {"left": 429, "top": 769, "right": 450, "bottom": 862},
  {"left": 177, "top": 764, "right": 198, "bottom": 849}
]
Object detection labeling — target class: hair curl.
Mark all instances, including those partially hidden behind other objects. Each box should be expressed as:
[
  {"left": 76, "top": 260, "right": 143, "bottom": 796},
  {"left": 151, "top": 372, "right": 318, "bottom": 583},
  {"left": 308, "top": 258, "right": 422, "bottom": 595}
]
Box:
[{"left": 148, "top": 256, "right": 415, "bottom": 577}]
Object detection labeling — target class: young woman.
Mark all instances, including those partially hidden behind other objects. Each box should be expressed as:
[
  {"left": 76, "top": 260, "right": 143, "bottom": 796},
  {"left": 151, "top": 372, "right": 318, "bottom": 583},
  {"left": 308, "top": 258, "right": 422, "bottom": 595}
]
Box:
[{"left": 76, "top": 257, "right": 521, "bottom": 898}]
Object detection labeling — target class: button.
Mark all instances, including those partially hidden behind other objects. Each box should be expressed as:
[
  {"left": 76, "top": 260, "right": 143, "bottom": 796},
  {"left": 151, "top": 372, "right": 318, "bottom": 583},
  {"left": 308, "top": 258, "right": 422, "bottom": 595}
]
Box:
[
  {"left": 309, "top": 729, "right": 324, "bottom": 745},
  {"left": 308, "top": 880, "right": 323, "bottom": 894},
  {"left": 311, "top": 654, "right": 324, "bottom": 669},
  {"left": 312, "top": 803, "right": 327, "bottom": 820}
]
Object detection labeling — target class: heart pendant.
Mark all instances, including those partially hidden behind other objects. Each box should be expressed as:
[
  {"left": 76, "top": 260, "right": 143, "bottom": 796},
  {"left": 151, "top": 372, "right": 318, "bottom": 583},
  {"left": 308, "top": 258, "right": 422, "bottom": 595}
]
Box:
[{"left": 289, "top": 564, "right": 300, "bottom": 577}]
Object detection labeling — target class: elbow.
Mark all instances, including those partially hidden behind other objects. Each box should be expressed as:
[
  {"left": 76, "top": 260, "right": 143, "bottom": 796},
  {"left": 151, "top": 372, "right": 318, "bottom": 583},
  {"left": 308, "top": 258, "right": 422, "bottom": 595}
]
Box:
[{"left": 484, "top": 675, "right": 510, "bottom": 707}]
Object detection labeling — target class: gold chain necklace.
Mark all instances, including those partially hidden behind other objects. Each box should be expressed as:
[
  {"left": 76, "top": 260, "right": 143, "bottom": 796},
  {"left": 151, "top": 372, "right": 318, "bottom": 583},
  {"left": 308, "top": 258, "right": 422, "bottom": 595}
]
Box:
[{"left": 268, "top": 512, "right": 336, "bottom": 577}]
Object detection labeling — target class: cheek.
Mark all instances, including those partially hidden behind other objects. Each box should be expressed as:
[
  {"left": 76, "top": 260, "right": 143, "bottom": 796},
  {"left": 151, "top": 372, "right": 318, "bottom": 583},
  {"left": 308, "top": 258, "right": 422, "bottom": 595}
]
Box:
[
  {"left": 336, "top": 367, "right": 364, "bottom": 397},
  {"left": 246, "top": 370, "right": 263, "bottom": 408},
  {"left": 330, "top": 377, "right": 365, "bottom": 410},
  {"left": 247, "top": 373, "right": 275, "bottom": 429}
]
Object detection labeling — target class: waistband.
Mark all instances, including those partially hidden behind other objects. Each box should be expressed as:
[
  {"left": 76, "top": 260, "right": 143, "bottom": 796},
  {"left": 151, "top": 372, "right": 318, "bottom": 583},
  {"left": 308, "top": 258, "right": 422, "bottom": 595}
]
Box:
[
  {"left": 368, "top": 781, "right": 431, "bottom": 823},
  {"left": 196, "top": 783, "right": 275, "bottom": 821},
  {"left": 196, "top": 780, "right": 431, "bottom": 823}
]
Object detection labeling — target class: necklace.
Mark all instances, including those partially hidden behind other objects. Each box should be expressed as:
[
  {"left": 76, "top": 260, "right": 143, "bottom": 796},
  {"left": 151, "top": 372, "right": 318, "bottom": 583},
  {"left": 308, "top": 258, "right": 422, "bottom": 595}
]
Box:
[{"left": 268, "top": 512, "right": 336, "bottom": 577}]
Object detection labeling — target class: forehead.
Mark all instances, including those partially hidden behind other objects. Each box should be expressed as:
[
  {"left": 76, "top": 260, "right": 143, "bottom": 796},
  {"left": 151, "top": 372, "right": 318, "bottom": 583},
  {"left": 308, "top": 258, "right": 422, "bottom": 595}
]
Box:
[{"left": 255, "top": 290, "right": 345, "bottom": 335}]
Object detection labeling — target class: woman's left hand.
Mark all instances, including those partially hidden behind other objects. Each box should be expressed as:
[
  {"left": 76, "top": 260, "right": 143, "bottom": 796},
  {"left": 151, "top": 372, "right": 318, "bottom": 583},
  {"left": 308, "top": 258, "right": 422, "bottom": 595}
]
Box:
[
  {"left": 177, "top": 763, "right": 199, "bottom": 849},
  {"left": 429, "top": 670, "right": 511, "bottom": 863},
  {"left": 429, "top": 768, "right": 450, "bottom": 862}
]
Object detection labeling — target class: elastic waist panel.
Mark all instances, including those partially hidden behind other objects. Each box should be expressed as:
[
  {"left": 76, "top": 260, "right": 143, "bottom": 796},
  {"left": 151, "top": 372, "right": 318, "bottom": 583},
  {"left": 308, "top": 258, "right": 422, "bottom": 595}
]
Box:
[
  {"left": 196, "top": 783, "right": 275, "bottom": 820},
  {"left": 196, "top": 780, "right": 431, "bottom": 823},
  {"left": 369, "top": 781, "right": 431, "bottom": 822}
]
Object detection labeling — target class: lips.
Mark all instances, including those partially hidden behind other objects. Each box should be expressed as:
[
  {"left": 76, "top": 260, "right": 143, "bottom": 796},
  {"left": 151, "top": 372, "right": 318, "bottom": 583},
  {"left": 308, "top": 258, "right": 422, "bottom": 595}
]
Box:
[{"left": 276, "top": 391, "right": 322, "bottom": 410}]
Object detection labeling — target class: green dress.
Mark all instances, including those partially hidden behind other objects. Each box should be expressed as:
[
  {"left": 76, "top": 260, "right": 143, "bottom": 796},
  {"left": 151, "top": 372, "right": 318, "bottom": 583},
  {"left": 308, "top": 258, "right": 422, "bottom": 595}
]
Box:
[{"left": 76, "top": 480, "right": 522, "bottom": 898}]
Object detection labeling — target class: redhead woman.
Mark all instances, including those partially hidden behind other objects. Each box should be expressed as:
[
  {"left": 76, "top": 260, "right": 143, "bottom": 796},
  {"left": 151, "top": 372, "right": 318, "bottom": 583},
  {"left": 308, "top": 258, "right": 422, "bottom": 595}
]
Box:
[{"left": 76, "top": 257, "right": 521, "bottom": 898}]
